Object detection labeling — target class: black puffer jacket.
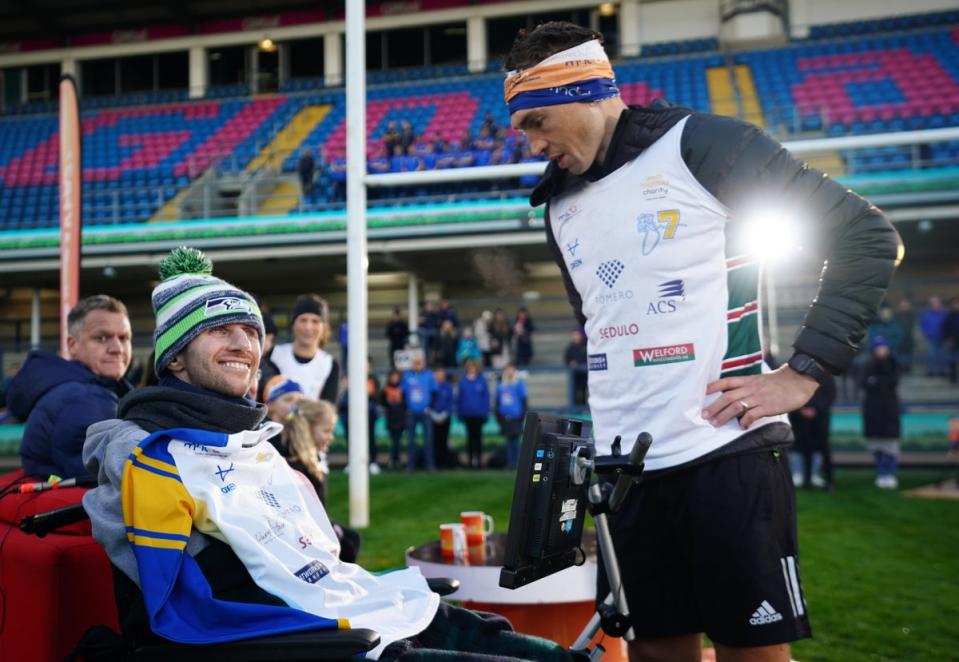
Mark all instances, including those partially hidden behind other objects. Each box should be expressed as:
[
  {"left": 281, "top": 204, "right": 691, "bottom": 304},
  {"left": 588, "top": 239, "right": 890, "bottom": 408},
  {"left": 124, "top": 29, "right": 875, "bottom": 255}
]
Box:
[{"left": 533, "top": 102, "right": 901, "bottom": 375}]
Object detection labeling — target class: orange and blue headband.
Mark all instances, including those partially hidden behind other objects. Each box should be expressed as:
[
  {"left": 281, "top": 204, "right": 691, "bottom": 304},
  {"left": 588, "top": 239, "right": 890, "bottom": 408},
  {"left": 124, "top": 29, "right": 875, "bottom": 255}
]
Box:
[{"left": 504, "top": 40, "right": 619, "bottom": 115}]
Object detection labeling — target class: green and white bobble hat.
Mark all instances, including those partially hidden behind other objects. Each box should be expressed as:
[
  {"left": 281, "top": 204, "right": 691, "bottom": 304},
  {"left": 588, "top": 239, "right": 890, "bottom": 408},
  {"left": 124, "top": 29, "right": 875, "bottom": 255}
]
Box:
[{"left": 152, "top": 246, "right": 264, "bottom": 373}]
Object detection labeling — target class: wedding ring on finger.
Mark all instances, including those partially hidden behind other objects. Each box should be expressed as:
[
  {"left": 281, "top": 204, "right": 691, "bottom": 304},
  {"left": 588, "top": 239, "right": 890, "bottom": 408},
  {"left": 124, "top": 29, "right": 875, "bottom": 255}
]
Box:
[{"left": 739, "top": 399, "right": 751, "bottom": 412}]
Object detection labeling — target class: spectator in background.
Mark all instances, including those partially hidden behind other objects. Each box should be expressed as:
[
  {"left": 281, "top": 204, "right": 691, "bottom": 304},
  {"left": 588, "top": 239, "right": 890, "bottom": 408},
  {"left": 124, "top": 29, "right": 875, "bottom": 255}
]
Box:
[
  {"left": 457, "top": 360, "right": 490, "bottom": 469},
  {"left": 435, "top": 141, "right": 456, "bottom": 170},
  {"left": 337, "top": 358, "right": 381, "bottom": 475},
  {"left": 269, "top": 294, "right": 340, "bottom": 403},
  {"left": 430, "top": 367, "right": 455, "bottom": 468},
  {"left": 474, "top": 311, "right": 493, "bottom": 368},
  {"left": 399, "top": 119, "right": 416, "bottom": 155},
  {"left": 9, "top": 294, "right": 132, "bottom": 479},
  {"left": 861, "top": 337, "right": 901, "bottom": 489},
  {"left": 380, "top": 368, "right": 407, "bottom": 469},
  {"left": 920, "top": 295, "right": 948, "bottom": 376},
  {"left": 439, "top": 300, "right": 459, "bottom": 329},
  {"left": 383, "top": 120, "right": 399, "bottom": 156},
  {"left": 787, "top": 375, "right": 837, "bottom": 490},
  {"left": 867, "top": 305, "right": 902, "bottom": 357},
  {"left": 490, "top": 308, "right": 513, "bottom": 369},
  {"left": 430, "top": 130, "right": 445, "bottom": 153},
  {"left": 474, "top": 126, "right": 496, "bottom": 151},
  {"left": 513, "top": 307, "right": 535, "bottom": 367},
  {"left": 338, "top": 316, "right": 349, "bottom": 371},
  {"left": 328, "top": 151, "right": 347, "bottom": 201},
  {"left": 385, "top": 307, "right": 410, "bottom": 366},
  {"left": 495, "top": 364, "right": 527, "bottom": 470},
  {"left": 456, "top": 326, "right": 482, "bottom": 366},
  {"left": 0, "top": 361, "right": 21, "bottom": 415},
  {"left": 943, "top": 297, "right": 959, "bottom": 384},
  {"left": 481, "top": 111, "right": 499, "bottom": 135},
  {"left": 517, "top": 143, "right": 545, "bottom": 189},
  {"left": 895, "top": 297, "right": 917, "bottom": 373},
  {"left": 436, "top": 319, "right": 459, "bottom": 369},
  {"left": 402, "top": 353, "right": 436, "bottom": 471},
  {"left": 418, "top": 301, "right": 441, "bottom": 363},
  {"left": 368, "top": 151, "right": 391, "bottom": 199},
  {"left": 564, "top": 329, "right": 588, "bottom": 406},
  {"left": 297, "top": 148, "right": 316, "bottom": 200}
]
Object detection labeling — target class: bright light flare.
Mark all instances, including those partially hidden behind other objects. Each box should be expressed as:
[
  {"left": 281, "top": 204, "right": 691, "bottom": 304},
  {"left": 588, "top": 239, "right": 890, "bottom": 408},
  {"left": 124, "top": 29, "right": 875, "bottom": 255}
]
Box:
[{"left": 739, "top": 204, "right": 806, "bottom": 265}]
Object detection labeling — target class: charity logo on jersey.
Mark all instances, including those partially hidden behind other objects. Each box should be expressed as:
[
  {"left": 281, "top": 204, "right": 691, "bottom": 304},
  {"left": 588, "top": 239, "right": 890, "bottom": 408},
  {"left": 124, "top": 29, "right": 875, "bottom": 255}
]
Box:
[
  {"left": 640, "top": 174, "right": 669, "bottom": 200},
  {"left": 648, "top": 279, "right": 686, "bottom": 315},
  {"left": 637, "top": 210, "right": 685, "bottom": 256},
  {"left": 204, "top": 296, "right": 252, "bottom": 316},
  {"left": 632, "top": 343, "right": 695, "bottom": 367}
]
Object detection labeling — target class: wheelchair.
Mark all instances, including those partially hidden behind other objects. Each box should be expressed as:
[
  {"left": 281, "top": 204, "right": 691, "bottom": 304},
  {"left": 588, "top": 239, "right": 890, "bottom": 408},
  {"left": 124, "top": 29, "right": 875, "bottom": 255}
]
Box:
[{"left": 1, "top": 470, "right": 457, "bottom": 662}]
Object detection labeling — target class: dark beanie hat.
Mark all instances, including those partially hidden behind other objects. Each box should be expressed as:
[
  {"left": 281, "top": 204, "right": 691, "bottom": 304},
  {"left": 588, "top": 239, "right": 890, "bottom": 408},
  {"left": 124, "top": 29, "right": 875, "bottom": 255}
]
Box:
[{"left": 290, "top": 294, "right": 328, "bottom": 327}]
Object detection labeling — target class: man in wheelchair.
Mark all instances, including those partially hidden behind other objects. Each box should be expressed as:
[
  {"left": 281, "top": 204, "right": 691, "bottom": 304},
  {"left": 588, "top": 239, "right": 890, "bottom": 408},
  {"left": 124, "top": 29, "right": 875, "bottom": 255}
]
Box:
[{"left": 81, "top": 247, "right": 572, "bottom": 661}]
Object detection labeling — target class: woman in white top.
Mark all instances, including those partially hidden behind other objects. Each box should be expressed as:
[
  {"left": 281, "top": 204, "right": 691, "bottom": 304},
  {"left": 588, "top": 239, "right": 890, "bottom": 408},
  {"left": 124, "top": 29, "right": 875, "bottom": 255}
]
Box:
[{"left": 267, "top": 293, "right": 340, "bottom": 403}]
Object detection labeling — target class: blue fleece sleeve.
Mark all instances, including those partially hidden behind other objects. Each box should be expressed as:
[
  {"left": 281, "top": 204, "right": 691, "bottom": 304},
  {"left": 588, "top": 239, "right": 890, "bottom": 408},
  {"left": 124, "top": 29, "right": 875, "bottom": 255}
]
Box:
[{"left": 48, "top": 384, "right": 116, "bottom": 478}]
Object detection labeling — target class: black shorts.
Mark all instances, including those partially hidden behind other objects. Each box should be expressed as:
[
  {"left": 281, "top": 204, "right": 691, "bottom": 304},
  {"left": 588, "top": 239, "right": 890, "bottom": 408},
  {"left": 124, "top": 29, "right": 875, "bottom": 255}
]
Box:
[{"left": 597, "top": 430, "right": 812, "bottom": 647}]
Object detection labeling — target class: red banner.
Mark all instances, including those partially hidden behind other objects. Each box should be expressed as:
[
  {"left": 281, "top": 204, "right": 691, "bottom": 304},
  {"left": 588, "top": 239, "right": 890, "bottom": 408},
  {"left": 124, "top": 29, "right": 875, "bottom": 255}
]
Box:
[{"left": 59, "top": 75, "right": 81, "bottom": 357}]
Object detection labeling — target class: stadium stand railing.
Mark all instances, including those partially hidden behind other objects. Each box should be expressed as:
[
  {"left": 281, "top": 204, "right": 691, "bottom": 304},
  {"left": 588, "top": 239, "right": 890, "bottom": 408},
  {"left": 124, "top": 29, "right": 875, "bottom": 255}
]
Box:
[{"left": 0, "top": 13, "right": 957, "bottom": 230}]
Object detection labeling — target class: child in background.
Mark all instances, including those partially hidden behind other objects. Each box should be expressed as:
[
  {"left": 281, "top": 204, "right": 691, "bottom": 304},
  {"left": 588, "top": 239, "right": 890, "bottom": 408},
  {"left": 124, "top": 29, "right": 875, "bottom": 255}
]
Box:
[
  {"left": 456, "top": 326, "right": 482, "bottom": 366},
  {"left": 282, "top": 398, "right": 336, "bottom": 505},
  {"left": 380, "top": 369, "right": 407, "bottom": 469},
  {"left": 431, "top": 367, "right": 455, "bottom": 468},
  {"left": 283, "top": 397, "right": 361, "bottom": 562},
  {"left": 264, "top": 375, "right": 305, "bottom": 424},
  {"left": 861, "top": 336, "right": 902, "bottom": 489},
  {"left": 495, "top": 364, "right": 527, "bottom": 470}
]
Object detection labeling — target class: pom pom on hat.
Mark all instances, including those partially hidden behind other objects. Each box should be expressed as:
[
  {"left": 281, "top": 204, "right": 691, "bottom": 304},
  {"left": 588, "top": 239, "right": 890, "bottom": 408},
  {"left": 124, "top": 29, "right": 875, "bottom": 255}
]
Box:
[{"left": 158, "top": 246, "right": 213, "bottom": 281}]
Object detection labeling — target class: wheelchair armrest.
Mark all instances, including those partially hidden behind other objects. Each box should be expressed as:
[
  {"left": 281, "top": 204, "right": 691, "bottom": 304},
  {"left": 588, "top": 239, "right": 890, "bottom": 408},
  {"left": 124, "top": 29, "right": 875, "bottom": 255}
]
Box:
[
  {"left": 427, "top": 577, "right": 460, "bottom": 596},
  {"left": 19, "top": 503, "right": 88, "bottom": 537},
  {"left": 133, "top": 627, "right": 380, "bottom": 661}
]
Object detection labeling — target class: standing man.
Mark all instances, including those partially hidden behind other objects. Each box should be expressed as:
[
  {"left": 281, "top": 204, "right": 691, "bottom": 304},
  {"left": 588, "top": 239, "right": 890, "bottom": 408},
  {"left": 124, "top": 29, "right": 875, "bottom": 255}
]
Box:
[
  {"left": 297, "top": 148, "right": 316, "bottom": 201},
  {"left": 9, "top": 295, "right": 132, "bottom": 479},
  {"left": 505, "top": 23, "right": 899, "bottom": 661}
]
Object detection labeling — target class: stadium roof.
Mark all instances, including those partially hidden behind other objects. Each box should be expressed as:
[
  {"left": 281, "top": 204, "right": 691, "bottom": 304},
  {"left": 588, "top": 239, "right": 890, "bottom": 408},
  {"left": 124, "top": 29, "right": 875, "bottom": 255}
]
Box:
[{"left": 0, "top": 0, "right": 343, "bottom": 44}]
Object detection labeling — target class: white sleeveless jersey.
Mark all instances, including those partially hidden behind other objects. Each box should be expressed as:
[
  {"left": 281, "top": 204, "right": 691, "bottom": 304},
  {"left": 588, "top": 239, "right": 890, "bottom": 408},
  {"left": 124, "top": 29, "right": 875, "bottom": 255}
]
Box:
[
  {"left": 550, "top": 116, "right": 787, "bottom": 470},
  {"left": 170, "top": 423, "right": 438, "bottom": 658},
  {"left": 270, "top": 343, "right": 334, "bottom": 400}
]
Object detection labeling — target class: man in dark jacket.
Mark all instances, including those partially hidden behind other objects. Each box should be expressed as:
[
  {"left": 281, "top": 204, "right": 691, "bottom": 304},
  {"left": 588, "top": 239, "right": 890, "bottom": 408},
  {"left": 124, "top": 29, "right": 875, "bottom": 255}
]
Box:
[
  {"left": 505, "top": 22, "right": 900, "bottom": 661},
  {"left": 9, "top": 294, "right": 132, "bottom": 479}
]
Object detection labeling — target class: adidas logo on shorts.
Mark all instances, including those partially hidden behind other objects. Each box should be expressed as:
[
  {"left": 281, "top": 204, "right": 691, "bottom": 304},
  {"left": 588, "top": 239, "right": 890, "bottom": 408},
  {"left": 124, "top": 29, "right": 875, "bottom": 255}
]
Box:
[{"left": 749, "top": 600, "right": 783, "bottom": 626}]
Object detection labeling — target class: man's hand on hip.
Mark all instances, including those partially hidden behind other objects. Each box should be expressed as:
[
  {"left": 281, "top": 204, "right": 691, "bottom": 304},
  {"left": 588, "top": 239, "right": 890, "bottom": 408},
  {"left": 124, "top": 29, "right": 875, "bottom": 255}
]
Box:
[{"left": 703, "top": 365, "right": 819, "bottom": 429}]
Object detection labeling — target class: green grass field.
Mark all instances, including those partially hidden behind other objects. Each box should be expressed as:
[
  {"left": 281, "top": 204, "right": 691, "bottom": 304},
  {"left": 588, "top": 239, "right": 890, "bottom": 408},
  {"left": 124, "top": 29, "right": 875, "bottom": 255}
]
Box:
[{"left": 325, "top": 468, "right": 959, "bottom": 662}]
